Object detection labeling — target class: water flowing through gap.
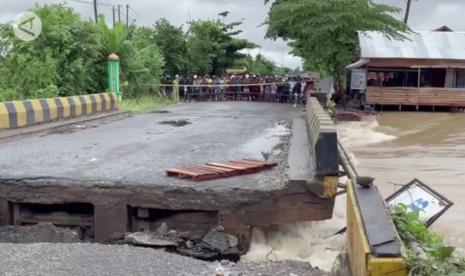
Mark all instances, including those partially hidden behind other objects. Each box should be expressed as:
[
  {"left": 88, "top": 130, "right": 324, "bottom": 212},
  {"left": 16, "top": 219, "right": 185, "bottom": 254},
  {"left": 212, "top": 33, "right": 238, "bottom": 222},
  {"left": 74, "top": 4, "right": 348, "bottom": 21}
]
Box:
[{"left": 244, "top": 193, "right": 347, "bottom": 272}]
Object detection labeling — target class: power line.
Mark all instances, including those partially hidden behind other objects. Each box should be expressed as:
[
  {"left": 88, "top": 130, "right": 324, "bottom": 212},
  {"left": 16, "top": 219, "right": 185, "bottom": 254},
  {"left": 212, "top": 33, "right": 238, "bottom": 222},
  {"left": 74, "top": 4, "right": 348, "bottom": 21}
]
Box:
[
  {"left": 67, "top": 0, "right": 112, "bottom": 7},
  {"left": 128, "top": 6, "right": 150, "bottom": 24}
]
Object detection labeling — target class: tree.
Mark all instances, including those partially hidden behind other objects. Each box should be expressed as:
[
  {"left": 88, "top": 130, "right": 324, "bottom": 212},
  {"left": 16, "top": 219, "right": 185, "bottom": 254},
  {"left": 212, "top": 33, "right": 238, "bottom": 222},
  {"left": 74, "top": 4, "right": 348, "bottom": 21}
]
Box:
[
  {"left": 0, "top": 4, "right": 164, "bottom": 101},
  {"left": 98, "top": 17, "right": 128, "bottom": 56},
  {"left": 97, "top": 20, "right": 164, "bottom": 98},
  {"left": 122, "top": 26, "right": 164, "bottom": 98},
  {"left": 153, "top": 18, "right": 187, "bottom": 76},
  {"left": 265, "top": 0, "right": 408, "bottom": 94},
  {"left": 186, "top": 20, "right": 257, "bottom": 75},
  {"left": 234, "top": 53, "right": 279, "bottom": 75},
  {"left": 0, "top": 4, "right": 104, "bottom": 100}
]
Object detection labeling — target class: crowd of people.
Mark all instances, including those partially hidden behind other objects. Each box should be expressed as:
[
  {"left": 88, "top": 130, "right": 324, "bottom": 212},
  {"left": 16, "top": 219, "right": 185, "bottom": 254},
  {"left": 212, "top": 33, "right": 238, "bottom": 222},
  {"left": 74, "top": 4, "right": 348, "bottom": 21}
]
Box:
[{"left": 161, "top": 74, "right": 316, "bottom": 104}]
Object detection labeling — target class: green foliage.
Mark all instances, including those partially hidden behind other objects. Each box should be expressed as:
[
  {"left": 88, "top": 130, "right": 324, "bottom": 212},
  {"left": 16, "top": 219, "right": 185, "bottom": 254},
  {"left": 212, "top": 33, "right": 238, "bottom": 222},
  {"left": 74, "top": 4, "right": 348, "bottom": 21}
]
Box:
[
  {"left": 265, "top": 0, "right": 409, "bottom": 92},
  {"left": 121, "top": 26, "right": 165, "bottom": 98},
  {"left": 0, "top": 4, "right": 104, "bottom": 100},
  {"left": 123, "top": 95, "right": 174, "bottom": 113},
  {"left": 0, "top": 3, "right": 260, "bottom": 101},
  {"left": 153, "top": 18, "right": 187, "bottom": 76},
  {"left": 98, "top": 17, "right": 128, "bottom": 55},
  {"left": 391, "top": 204, "right": 465, "bottom": 275},
  {"left": 186, "top": 20, "right": 257, "bottom": 75},
  {"left": 234, "top": 53, "right": 287, "bottom": 75},
  {"left": 0, "top": 4, "right": 164, "bottom": 101}
]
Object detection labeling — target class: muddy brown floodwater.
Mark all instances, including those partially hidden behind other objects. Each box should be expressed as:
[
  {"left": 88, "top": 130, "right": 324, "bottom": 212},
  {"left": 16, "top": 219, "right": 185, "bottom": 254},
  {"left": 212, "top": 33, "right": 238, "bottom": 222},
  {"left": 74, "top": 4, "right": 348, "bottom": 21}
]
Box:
[{"left": 337, "top": 112, "right": 465, "bottom": 252}]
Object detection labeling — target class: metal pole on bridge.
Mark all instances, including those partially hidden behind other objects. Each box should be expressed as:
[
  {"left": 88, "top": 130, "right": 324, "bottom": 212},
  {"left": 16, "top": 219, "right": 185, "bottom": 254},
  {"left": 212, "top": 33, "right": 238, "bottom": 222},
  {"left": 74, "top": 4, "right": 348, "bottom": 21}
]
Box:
[{"left": 108, "top": 53, "right": 122, "bottom": 103}]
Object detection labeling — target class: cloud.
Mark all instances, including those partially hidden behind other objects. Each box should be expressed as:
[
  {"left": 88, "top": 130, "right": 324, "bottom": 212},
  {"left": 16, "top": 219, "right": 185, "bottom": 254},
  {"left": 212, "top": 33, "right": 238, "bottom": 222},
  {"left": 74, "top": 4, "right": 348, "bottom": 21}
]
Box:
[{"left": 1, "top": 0, "right": 465, "bottom": 69}]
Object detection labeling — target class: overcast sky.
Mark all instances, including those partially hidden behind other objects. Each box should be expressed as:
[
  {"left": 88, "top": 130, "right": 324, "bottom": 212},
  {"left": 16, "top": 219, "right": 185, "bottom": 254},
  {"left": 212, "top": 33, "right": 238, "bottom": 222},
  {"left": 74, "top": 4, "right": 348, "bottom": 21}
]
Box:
[{"left": 1, "top": 0, "right": 465, "bottom": 69}]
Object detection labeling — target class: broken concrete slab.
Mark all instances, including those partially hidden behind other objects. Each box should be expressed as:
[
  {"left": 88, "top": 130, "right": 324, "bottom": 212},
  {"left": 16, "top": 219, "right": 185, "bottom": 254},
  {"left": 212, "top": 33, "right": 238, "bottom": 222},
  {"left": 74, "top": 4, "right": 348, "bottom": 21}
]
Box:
[
  {"left": 0, "top": 223, "right": 82, "bottom": 243},
  {"left": 0, "top": 102, "right": 336, "bottom": 250},
  {"left": 123, "top": 232, "right": 178, "bottom": 248}
]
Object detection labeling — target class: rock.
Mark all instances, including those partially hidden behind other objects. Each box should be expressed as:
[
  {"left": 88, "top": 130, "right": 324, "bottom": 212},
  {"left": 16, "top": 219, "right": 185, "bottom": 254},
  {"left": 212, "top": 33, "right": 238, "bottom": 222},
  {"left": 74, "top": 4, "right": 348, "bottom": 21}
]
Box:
[
  {"left": 124, "top": 232, "right": 178, "bottom": 248},
  {"left": 159, "top": 119, "right": 190, "bottom": 127},
  {"left": 216, "top": 225, "right": 225, "bottom": 232},
  {"left": 185, "top": 240, "right": 194, "bottom": 249},
  {"left": 156, "top": 223, "right": 169, "bottom": 236},
  {"left": 220, "top": 247, "right": 241, "bottom": 262},
  {"left": 176, "top": 246, "right": 219, "bottom": 260},
  {"left": 357, "top": 176, "right": 375, "bottom": 189},
  {"left": 228, "top": 235, "right": 239, "bottom": 248},
  {"left": 215, "top": 264, "right": 225, "bottom": 276},
  {"left": 221, "top": 260, "right": 230, "bottom": 266},
  {"left": 202, "top": 229, "right": 230, "bottom": 252},
  {"left": 0, "top": 223, "right": 81, "bottom": 243}
]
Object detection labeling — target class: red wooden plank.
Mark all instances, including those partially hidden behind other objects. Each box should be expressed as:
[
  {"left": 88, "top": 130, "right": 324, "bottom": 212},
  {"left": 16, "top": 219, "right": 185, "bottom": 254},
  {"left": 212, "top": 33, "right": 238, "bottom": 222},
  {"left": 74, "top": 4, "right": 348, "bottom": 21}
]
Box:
[
  {"left": 206, "top": 162, "right": 249, "bottom": 171},
  {"left": 193, "top": 165, "right": 234, "bottom": 176},
  {"left": 229, "top": 160, "right": 265, "bottom": 168},
  {"left": 202, "top": 165, "right": 235, "bottom": 173},
  {"left": 167, "top": 158, "right": 278, "bottom": 182},
  {"left": 166, "top": 168, "right": 202, "bottom": 177}
]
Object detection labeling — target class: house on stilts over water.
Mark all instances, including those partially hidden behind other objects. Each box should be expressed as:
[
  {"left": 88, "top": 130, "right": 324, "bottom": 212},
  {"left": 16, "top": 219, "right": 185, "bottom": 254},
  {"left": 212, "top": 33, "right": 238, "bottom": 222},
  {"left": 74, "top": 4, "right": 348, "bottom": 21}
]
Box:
[{"left": 348, "top": 29, "right": 465, "bottom": 111}]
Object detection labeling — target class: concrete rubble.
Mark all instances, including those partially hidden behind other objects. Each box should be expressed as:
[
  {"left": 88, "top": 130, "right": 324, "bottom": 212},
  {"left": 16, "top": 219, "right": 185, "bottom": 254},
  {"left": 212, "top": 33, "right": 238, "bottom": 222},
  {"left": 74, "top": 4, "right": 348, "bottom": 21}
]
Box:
[{"left": 121, "top": 223, "right": 241, "bottom": 262}]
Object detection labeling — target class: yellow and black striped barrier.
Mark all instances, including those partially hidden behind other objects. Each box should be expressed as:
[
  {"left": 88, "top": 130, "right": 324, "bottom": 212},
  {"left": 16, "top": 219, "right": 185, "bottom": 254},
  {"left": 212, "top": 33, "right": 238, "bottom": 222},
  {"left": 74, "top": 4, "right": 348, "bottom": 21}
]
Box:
[{"left": 0, "top": 93, "right": 119, "bottom": 129}]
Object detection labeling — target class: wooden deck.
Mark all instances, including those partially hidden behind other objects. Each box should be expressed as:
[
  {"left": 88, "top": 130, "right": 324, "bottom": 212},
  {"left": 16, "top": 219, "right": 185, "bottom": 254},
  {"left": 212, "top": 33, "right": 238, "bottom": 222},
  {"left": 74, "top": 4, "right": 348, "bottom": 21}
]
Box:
[{"left": 366, "top": 87, "right": 465, "bottom": 107}]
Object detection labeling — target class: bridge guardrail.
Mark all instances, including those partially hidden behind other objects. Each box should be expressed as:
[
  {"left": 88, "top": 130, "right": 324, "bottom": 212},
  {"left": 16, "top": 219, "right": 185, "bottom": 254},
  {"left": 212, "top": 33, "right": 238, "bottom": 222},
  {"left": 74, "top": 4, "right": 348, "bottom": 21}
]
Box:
[
  {"left": 306, "top": 97, "right": 338, "bottom": 177},
  {"left": 0, "top": 93, "right": 119, "bottom": 129},
  {"left": 337, "top": 123, "right": 407, "bottom": 275},
  {"left": 304, "top": 97, "right": 338, "bottom": 199},
  {"left": 347, "top": 179, "right": 407, "bottom": 276}
]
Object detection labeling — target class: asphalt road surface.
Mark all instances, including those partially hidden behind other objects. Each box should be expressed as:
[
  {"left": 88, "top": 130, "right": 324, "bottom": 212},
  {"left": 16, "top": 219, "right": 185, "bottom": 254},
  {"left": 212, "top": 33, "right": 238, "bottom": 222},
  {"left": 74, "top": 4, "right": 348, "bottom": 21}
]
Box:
[
  {"left": 0, "top": 102, "right": 299, "bottom": 191},
  {"left": 0, "top": 243, "right": 327, "bottom": 276}
]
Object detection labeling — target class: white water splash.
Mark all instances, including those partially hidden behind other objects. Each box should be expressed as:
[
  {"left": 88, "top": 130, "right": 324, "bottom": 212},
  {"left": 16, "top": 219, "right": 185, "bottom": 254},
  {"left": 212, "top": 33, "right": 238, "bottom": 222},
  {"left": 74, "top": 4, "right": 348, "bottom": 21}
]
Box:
[
  {"left": 244, "top": 195, "right": 347, "bottom": 272},
  {"left": 337, "top": 116, "right": 398, "bottom": 148}
]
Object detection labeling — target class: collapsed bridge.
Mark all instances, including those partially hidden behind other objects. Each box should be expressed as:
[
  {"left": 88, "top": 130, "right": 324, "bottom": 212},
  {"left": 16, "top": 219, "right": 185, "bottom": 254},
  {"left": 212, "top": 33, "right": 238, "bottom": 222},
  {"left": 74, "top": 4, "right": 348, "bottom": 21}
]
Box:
[{"left": 0, "top": 100, "right": 338, "bottom": 252}]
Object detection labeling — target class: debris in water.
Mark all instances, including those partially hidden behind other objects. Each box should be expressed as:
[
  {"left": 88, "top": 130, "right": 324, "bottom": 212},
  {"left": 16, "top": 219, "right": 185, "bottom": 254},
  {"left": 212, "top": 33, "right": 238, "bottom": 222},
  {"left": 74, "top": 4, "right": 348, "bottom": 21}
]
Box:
[{"left": 159, "top": 119, "right": 191, "bottom": 127}]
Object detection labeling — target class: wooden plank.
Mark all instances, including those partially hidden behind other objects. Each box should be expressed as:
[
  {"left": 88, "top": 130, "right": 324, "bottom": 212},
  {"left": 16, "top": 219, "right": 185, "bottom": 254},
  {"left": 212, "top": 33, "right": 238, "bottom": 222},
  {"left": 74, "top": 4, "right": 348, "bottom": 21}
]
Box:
[
  {"left": 206, "top": 162, "right": 250, "bottom": 171},
  {"left": 167, "top": 159, "right": 278, "bottom": 181}
]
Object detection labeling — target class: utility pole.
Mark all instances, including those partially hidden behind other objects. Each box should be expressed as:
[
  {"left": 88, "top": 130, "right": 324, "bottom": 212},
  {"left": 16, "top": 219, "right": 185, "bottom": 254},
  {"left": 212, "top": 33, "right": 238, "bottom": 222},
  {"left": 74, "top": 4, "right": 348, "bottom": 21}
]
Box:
[
  {"left": 118, "top": 5, "right": 121, "bottom": 22},
  {"left": 93, "top": 0, "right": 98, "bottom": 23},
  {"left": 404, "top": 0, "right": 413, "bottom": 24},
  {"left": 126, "top": 4, "right": 129, "bottom": 27},
  {"left": 112, "top": 6, "right": 116, "bottom": 27}
]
